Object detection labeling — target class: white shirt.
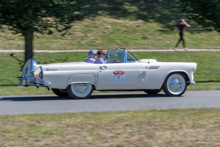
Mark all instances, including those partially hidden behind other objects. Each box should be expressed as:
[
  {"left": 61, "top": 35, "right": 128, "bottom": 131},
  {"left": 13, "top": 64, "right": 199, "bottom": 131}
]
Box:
[{"left": 85, "top": 57, "right": 96, "bottom": 63}]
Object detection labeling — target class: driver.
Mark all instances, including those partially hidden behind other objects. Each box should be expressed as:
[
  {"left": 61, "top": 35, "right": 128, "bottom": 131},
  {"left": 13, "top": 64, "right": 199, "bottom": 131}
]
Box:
[{"left": 85, "top": 50, "right": 97, "bottom": 63}]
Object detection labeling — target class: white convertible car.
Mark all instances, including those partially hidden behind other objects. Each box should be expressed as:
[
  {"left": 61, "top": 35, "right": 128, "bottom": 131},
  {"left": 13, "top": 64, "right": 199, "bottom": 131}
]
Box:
[{"left": 18, "top": 48, "right": 197, "bottom": 98}]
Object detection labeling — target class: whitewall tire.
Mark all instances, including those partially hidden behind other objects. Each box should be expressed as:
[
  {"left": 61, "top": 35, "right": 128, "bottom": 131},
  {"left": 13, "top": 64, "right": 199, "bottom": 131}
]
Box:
[
  {"left": 67, "top": 83, "right": 94, "bottom": 99},
  {"left": 163, "top": 73, "right": 187, "bottom": 96}
]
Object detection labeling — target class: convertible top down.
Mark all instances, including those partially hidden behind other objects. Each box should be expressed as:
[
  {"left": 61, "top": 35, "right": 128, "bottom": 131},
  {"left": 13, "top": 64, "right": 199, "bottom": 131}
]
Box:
[{"left": 18, "top": 48, "right": 197, "bottom": 98}]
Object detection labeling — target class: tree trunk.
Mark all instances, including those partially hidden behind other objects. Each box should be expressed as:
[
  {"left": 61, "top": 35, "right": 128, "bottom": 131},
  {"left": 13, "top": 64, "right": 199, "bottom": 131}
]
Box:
[{"left": 23, "top": 30, "right": 34, "bottom": 62}]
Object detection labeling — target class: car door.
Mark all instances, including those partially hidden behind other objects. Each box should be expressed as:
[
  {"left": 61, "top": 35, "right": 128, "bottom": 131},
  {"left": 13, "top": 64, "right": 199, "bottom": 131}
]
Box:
[
  {"left": 97, "top": 63, "right": 138, "bottom": 87},
  {"left": 135, "top": 62, "right": 164, "bottom": 89}
]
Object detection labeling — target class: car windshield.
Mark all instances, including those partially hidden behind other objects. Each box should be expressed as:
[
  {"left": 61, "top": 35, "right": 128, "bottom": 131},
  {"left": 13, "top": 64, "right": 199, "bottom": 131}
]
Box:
[{"left": 105, "top": 48, "right": 138, "bottom": 63}]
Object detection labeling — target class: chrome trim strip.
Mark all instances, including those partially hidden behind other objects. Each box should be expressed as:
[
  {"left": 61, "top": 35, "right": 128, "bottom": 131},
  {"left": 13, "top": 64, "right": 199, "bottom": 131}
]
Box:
[
  {"left": 190, "top": 81, "right": 196, "bottom": 85},
  {"left": 148, "top": 66, "right": 160, "bottom": 69}
]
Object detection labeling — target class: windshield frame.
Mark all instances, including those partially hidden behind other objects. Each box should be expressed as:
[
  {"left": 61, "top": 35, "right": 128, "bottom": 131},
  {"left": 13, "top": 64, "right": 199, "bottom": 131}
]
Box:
[{"left": 105, "top": 48, "right": 138, "bottom": 63}]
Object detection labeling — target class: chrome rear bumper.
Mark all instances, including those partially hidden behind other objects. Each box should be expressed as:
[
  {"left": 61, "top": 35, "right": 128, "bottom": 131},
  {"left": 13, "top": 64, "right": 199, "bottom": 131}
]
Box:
[{"left": 17, "top": 77, "right": 51, "bottom": 87}]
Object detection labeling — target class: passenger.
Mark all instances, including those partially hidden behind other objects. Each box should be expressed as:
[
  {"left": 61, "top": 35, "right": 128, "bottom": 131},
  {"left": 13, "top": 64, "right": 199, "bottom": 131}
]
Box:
[
  {"left": 94, "top": 50, "right": 106, "bottom": 64},
  {"left": 85, "top": 50, "right": 97, "bottom": 63}
]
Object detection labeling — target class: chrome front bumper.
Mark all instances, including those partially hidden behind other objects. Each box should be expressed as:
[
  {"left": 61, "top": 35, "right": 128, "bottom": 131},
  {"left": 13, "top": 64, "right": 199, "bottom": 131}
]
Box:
[
  {"left": 17, "top": 76, "right": 51, "bottom": 87},
  {"left": 190, "top": 81, "right": 196, "bottom": 85}
]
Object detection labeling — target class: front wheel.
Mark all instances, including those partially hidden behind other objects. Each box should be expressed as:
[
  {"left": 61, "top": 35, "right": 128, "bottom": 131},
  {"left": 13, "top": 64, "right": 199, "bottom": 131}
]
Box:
[
  {"left": 67, "top": 83, "right": 94, "bottom": 99},
  {"left": 163, "top": 73, "right": 187, "bottom": 96}
]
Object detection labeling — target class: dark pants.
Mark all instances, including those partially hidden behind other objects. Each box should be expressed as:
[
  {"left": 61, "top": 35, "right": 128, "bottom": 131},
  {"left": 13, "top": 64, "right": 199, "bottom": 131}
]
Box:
[{"left": 177, "top": 32, "right": 185, "bottom": 48}]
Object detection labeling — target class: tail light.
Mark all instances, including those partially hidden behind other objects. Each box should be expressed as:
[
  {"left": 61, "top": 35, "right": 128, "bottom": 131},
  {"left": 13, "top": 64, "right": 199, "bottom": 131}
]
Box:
[
  {"left": 34, "top": 66, "right": 44, "bottom": 81},
  {"left": 39, "top": 71, "right": 43, "bottom": 79}
]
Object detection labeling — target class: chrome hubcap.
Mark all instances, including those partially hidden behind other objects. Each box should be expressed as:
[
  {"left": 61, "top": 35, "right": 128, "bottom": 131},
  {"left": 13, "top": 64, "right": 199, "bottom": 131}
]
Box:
[
  {"left": 170, "top": 78, "right": 180, "bottom": 91},
  {"left": 75, "top": 84, "right": 87, "bottom": 93}
]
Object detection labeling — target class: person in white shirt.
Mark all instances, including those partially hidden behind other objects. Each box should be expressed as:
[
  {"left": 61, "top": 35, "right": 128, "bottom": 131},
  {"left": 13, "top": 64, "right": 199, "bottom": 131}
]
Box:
[{"left": 85, "top": 50, "right": 97, "bottom": 63}]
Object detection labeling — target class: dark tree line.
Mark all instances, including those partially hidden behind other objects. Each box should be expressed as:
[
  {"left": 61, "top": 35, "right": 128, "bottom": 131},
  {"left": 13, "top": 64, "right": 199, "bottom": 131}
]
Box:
[{"left": 179, "top": 0, "right": 220, "bottom": 32}]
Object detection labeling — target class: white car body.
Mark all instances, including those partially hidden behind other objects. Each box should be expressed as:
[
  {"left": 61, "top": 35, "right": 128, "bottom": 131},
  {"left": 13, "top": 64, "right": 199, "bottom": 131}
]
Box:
[{"left": 18, "top": 48, "right": 197, "bottom": 98}]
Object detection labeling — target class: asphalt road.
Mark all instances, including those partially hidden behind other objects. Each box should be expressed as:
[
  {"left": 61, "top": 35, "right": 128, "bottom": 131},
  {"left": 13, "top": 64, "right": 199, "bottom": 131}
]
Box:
[{"left": 0, "top": 90, "right": 220, "bottom": 115}]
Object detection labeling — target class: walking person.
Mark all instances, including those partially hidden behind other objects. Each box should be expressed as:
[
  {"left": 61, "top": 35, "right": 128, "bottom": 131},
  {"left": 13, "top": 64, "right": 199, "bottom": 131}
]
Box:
[{"left": 174, "top": 19, "right": 190, "bottom": 51}]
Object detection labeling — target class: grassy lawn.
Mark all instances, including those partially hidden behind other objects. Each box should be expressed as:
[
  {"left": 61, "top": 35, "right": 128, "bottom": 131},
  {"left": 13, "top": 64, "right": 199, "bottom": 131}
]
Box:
[
  {"left": 0, "top": 51, "right": 220, "bottom": 95},
  {"left": 0, "top": 108, "right": 220, "bottom": 146},
  {"left": 1, "top": 17, "right": 219, "bottom": 50}
]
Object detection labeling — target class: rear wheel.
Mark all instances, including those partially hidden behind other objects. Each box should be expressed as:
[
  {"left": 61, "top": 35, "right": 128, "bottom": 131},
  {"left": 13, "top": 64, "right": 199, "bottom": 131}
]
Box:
[
  {"left": 67, "top": 83, "right": 93, "bottom": 99},
  {"left": 52, "top": 89, "right": 69, "bottom": 97},
  {"left": 144, "top": 89, "right": 161, "bottom": 95},
  {"left": 163, "top": 73, "right": 187, "bottom": 96}
]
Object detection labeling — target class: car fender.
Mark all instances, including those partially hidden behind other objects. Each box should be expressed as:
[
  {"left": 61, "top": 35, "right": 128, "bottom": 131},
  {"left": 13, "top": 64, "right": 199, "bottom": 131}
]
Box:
[
  {"left": 66, "top": 74, "right": 96, "bottom": 89},
  {"left": 162, "top": 70, "right": 190, "bottom": 88}
]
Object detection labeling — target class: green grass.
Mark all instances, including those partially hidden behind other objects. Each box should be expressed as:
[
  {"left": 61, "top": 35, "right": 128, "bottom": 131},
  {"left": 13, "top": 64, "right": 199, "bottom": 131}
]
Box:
[
  {"left": 0, "top": 86, "right": 53, "bottom": 95},
  {"left": 1, "top": 18, "right": 219, "bottom": 50},
  {"left": 0, "top": 109, "right": 220, "bottom": 146},
  {"left": 0, "top": 51, "right": 220, "bottom": 95},
  {"left": 0, "top": 0, "right": 220, "bottom": 50}
]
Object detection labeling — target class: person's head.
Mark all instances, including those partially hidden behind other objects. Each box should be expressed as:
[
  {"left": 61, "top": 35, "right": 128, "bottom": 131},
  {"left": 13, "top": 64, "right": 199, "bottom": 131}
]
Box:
[
  {"left": 97, "top": 50, "right": 106, "bottom": 58},
  {"left": 179, "top": 19, "right": 185, "bottom": 23},
  {"left": 88, "top": 50, "right": 97, "bottom": 59}
]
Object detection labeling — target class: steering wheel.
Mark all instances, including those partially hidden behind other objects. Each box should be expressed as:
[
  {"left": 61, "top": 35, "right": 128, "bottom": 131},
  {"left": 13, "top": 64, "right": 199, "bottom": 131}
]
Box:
[{"left": 114, "top": 60, "right": 120, "bottom": 63}]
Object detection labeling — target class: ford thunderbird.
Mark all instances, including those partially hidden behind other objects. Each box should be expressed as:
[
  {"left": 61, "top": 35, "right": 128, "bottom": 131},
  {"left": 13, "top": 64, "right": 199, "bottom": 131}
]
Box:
[{"left": 18, "top": 48, "right": 197, "bottom": 98}]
